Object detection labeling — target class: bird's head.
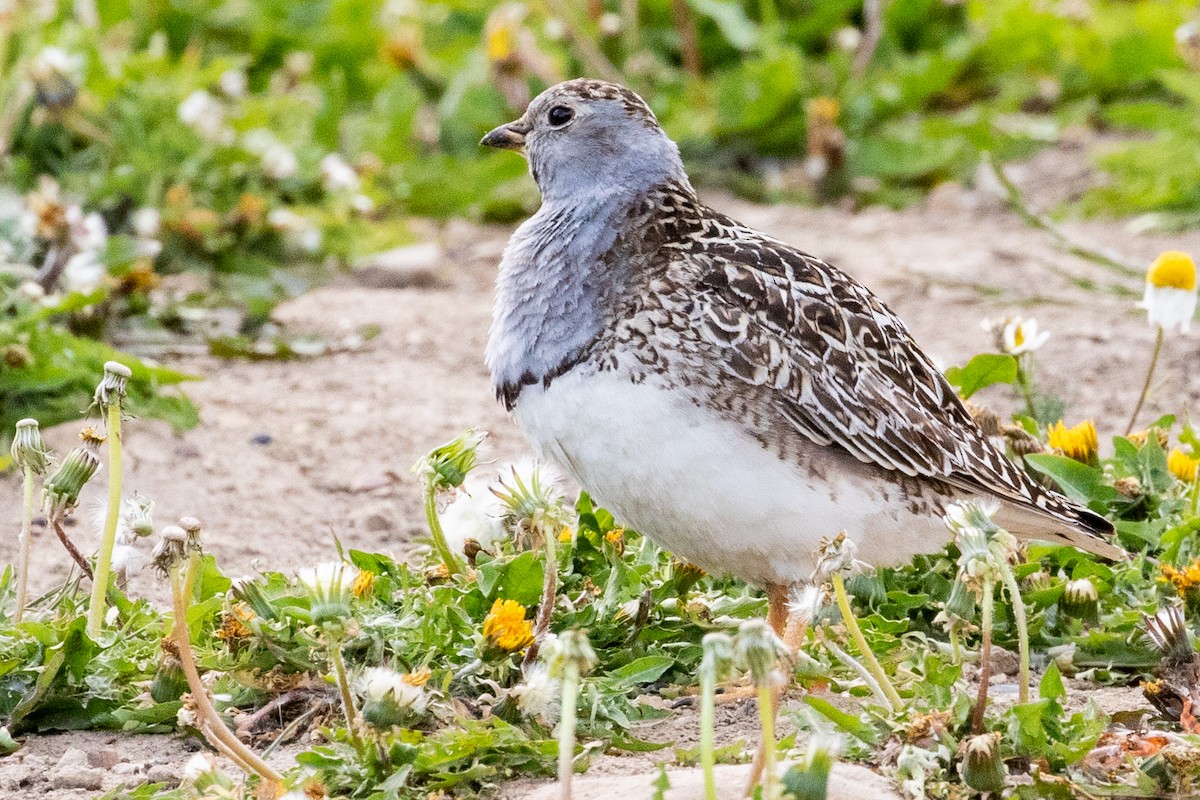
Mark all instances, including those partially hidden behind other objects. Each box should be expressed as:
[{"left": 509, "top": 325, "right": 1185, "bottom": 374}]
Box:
[{"left": 481, "top": 79, "right": 686, "bottom": 202}]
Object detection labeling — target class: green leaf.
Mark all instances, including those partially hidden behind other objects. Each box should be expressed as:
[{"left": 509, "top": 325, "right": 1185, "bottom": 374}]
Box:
[
  {"left": 802, "top": 696, "right": 881, "bottom": 746},
  {"left": 689, "top": 0, "right": 760, "bottom": 50},
  {"left": 1023, "top": 454, "right": 1119, "bottom": 504},
  {"left": 944, "top": 354, "right": 1018, "bottom": 398},
  {"left": 496, "top": 552, "right": 545, "bottom": 607},
  {"left": 608, "top": 655, "right": 675, "bottom": 686},
  {"left": 1039, "top": 661, "right": 1065, "bottom": 701}
]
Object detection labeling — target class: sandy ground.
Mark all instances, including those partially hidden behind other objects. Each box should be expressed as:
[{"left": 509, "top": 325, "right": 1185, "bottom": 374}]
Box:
[{"left": 2, "top": 145, "right": 1198, "bottom": 797}]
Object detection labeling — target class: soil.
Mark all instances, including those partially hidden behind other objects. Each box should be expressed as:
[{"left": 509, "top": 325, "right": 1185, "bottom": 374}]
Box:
[{"left": 1, "top": 145, "right": 1198, "bottom": 798}]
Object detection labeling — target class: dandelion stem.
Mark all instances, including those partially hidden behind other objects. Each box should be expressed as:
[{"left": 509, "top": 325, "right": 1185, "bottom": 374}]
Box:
[
  {"left": 558, "top": 660, "right": 579, "bottom": 800},
  {"left": 15, "top": 466, "right": 35, "bottom": 624},
  {"left": 1000, "top": 570, "right": 1030, "bottom": 704},
  {"left": 972, "top": 578, "right": 995, "bottom": 735},
  {"left": 423, "top": 485, "right": 463, "bottom": 577},
  {"left": 1126, "top": 325, "right": 1164, "bottom": 436},
  {"left": 831, "top": 573, "right": 901, "bottom": 710},
  {"left": 52, "top": 517, "right": 93, "bottom": 579},
  {"left": 700, "top": 663, "right": 717, "bottom": 800},
  {"left": 523, "top": 529, "right": 557, "bottom": 671},
  {"left": 1015, "top": 361, "right": 1038, "bottom": 421},
  {"left": 329, "top": 641, "right": 363, "bottom": 752},
  {"left": 169, "top": 557, "right": 283, "bottom": 789},
  {"left": 87, "top": 401, "right": 122, "bottom": 639},
  {"left": 823, "top": 636, "right": 889, "bottom": 707},
  {"left": 757, "top": 682, "right": 778, "bottom": 799}
]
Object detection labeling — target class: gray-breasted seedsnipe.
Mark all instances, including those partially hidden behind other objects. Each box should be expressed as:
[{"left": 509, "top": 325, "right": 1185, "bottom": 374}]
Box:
[{"left": 482, "top": 79, "right": 1122, "bottom": 603}]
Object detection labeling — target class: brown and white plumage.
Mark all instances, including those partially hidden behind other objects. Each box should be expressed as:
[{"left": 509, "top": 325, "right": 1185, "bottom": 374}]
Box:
[{"left": 483, "top": 79, "right": 1122, "bottom": 589}]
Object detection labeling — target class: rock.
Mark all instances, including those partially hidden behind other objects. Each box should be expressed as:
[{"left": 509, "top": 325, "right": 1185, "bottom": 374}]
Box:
[
  {"left": 517, "top": 760, "right": 901, "bottom": 800},
  {"left": 50, "top": 749, "right": 104, "bottom": 791},
  {"left": 988, "top": 645, "right": 1021, "bottom": 677},
  {"left": 89, "top": 747, "right": 121, "bottom": 769},
  {"left": 146, "top": 764, "right": 181, "bottom": 786},
  {"left": 55, "top": 747, "right": 90, "bottom": 768},
  {"left": 353, "top": 243, "right": 447, "bottom": 290}
]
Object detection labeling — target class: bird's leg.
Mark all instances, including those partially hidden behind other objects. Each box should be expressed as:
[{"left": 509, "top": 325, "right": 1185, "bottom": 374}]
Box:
[{"left": 744, "top": 583, "right": 792, "bottom": 799}]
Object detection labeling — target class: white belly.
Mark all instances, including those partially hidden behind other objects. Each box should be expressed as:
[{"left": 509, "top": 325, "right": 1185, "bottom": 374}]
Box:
[{"left": 511, "top": 370, "right": 949, "bottom": 586}]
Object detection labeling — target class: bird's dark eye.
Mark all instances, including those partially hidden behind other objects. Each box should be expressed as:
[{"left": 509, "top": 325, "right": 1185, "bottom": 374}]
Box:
[{"left": 547, "top": 105, "right": 574, "bottom": 127}]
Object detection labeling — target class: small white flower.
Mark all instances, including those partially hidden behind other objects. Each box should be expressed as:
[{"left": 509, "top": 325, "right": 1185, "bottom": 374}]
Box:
[
  {"left": 68, "top": 209, "right": 107, "bottom": 253},
  {"left": 268, "top": 209, "right": 322, "bottom": 253},
  {"left": 1001, "top": 317, "right": 1049, "bottom": 356},
  {"left": 178, "top": 90, "right": 227, "bottom": 143},
  {"left": 359, "top": 667, "right": 427, "bottom": 711},
  {"left": 350, "top": 193, "right": 375, "bottom": 214},
  {"left": 261, "top": 143, "right": 299, "bottom": 180},
  {"left": 182, "top": 752, "right": 218, "bottom": 782},
  {"left": 1139, "top": 251, "right": 1197, "bottom": 334},
  {"left": 131, "top": 207, "right": 161, "bottom": 238},
  {"left": 176, "top": 704, "right": 198, "bottom": 729},
  {"left": 30, "top": 46, "right": 80, "bottom": 78},
  {"left": 511, "top": 663, "right": 560, "bottom": 724},
  {"left": 218, "top": 69, "right": 248, "bottom": 98},
  {"left": 62, "top": 249, "right": 105, "bottom": 293},
  {"left": 835, "top": 26, "right": 862, "bottom": 52},
  {"left": 320, "top": 153, "right": 360, "bottom": 193},
  {"left": 243, "top": 129, "right": 299, "bottom": 180}
]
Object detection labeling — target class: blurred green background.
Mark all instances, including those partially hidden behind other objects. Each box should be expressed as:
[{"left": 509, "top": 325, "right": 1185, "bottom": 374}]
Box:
[{"left": 0, "top": 0, "right": 1197, "bottom": 440}]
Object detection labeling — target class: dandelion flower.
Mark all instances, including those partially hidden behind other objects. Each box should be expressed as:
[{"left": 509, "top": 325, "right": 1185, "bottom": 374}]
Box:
[
  {"left": 511, "top": 663, "right": 560, "bottom": 724},
  {"left": 1141, "top": 251, "right": 1197, "bottom": 334},
  {"left": 482, "top": 598, "right": 534, "bottom": 654},
  {"left": 359, "top": 667, "right": 426, "bottom": 710},
  {"left": 440, "top": 477, "right": 506, "bottom": 555},
  {"left": 297, "top": 561, "right": 359, "bottom": 624},
  {"left": 1046, "top": 419, "right": 1098, "bottom": 464},
  {"left": 1169, "top": 448, "right": 1199, "bottom": 483},
  {"left": 1061, "top": 577, "right": 1099, "bottom": 623}
]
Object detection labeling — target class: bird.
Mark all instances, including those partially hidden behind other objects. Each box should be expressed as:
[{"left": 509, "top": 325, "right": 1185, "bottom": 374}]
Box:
[
  {"left": 480, "top": 80, "right": 1123, "bottom": 784},
  {"left": 483, "top": 76, "right": 1119, "bottom": 595}
]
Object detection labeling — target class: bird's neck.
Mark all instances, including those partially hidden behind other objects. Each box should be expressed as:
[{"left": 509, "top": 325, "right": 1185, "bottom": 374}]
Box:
[{"left": 487, "top": 186, "right": 646, "bottom": 409}]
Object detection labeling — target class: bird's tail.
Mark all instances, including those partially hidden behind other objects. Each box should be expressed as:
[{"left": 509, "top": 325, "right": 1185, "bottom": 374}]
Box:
[{"left": 995, "top": 494, "right": 1125, "bottom": 560}]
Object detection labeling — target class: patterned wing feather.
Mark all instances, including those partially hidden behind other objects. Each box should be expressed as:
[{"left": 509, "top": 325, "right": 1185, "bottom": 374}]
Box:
[{"left": 676, "top": 206, "right": 1121, "bottom": 557}]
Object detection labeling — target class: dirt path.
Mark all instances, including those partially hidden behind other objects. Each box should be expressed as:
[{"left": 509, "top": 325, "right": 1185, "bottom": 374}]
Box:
[{"left": 2, "top": 151, "right": 1198, "bottom": 796}]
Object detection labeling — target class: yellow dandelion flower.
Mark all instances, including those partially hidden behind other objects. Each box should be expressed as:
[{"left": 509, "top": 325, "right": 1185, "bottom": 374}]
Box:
[
  {"left": 604, "top": 529, "right": 625, "bottom": 554},
  {"left": 1127, "top": 428, "right": 1170, "bottom": 449},
  {"left": 1046, "top": 419, "right": 1098, "bottom": 464},
  {"left": 403, "top": 667, "right": 432, "bottom": 687},
  {"left": 1142, "top": 251, "right": 1197, "bottom": 333},
  {"left": 215, "top": 603, "right": 254, "bottom": 643},
  {"left": 1169, "top": 448, "right": 1200, "bottom": 483},
  {"left": 557, "top": 526, "right": 573, "bottom": 543},
  {"left": 482, "top": 599, "right": 534, "bottom": 653},
  {"left": 1161, "top": 561, "right": 1200, "bottom": 593},
  {"left": 352, "top": 569, "right": 377, "bottom": 598}
]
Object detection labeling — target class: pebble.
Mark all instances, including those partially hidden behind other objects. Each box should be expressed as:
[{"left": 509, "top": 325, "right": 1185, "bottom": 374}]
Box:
[
  {"left": 146, "top": 764, "right": 181, "bottom": 786},
  {"left": 88, "top": 747, "right": 121, "bottom": 769},
  {"left": 50, "top": 749, "right": 104, "bottom": 791}
]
